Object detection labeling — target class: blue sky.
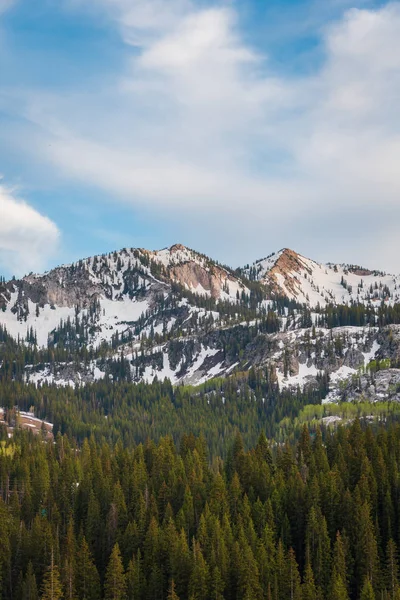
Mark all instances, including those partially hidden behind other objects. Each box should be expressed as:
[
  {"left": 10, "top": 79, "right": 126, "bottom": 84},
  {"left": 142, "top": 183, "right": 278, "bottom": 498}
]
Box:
[{"left": 0, "top": 0, "right": 399, "bottom": 278}]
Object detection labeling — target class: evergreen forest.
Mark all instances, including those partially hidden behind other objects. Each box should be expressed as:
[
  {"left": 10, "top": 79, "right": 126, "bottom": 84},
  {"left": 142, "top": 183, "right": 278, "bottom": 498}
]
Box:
[{"left": 1, "top": 392, "right": 400, "bottom": 599}]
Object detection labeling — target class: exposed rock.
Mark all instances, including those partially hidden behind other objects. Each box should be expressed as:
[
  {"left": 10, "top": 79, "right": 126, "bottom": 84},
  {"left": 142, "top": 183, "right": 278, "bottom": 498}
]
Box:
[
  {"left": 268, "top": 248, "right": 313, "bottom": 298},
  {"left": 327, "top": 369, "right": 400, "bottom": 403},
  {"left": 376, "top": 326, "right": 400, "bottom": 364},
  {"left": 343, "top": 347, "right": 365, "bottom": 370}
]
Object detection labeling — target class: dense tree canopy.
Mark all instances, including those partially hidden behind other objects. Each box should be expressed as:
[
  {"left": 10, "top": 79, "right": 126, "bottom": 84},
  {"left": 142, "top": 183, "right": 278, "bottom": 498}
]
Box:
[{"left": 0, "top": 419, "right": 400, "bottom": 599}]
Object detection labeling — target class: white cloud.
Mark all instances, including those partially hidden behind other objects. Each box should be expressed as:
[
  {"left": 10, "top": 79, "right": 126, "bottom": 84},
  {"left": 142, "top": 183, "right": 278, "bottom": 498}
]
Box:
[
  {"left": 67, "top": 0, "right": 193, "bottom": 46},
  {"left": 2, "top": 1, "right": 400, "bottom": 271},
  {"left": 0, "top": 184, "right": 60, "bottom": 276}
]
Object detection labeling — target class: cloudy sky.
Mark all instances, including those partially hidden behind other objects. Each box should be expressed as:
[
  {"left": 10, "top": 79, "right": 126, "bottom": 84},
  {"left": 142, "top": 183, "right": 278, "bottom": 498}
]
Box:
[{"left": 0, "top": 0, "right": 399, "bottom": 277}]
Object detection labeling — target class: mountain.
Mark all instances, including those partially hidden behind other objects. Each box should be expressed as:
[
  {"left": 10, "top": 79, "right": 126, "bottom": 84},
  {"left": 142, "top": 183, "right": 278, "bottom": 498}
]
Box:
[
  {"left": 244, "top": 247, "right": 400, "bottom": 307},
  {"left": 0, "top": 243, "right": 249, "bottom": 346},
  {"left": 1, "top": 243, "right": 400, "bottom": 396}
]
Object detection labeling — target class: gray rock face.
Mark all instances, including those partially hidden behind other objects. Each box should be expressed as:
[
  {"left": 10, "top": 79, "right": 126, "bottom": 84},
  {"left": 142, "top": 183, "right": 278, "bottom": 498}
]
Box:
[
  {"left": 343, "top": 347, "right": 365, "bottom": 370},
  {"left": 376, "top": 326, "right": 400, "bottom": 364},
  {"left": 327, "top": 369, "right": 400, "bottom": 403}
]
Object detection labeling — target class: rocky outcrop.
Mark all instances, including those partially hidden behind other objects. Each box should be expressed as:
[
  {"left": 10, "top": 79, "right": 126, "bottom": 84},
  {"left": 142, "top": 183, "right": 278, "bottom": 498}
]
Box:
[
  {"left": 326, "top": 369, "right": 400, "bottom": 403},
  {"left": 23, "top": 268, "right": 102, "bottom": 308},
  {"left": 168, "top": 261, "right": 239, "bottom": 299},
  {"left": 376, "top": 326, "right": 400, "bottom": 364},
  {"left": 146, "top": 244, "right": 246, "bottom": 300},
  {"left": 268, "top": 248, "right": 312, "bottom": 298}
]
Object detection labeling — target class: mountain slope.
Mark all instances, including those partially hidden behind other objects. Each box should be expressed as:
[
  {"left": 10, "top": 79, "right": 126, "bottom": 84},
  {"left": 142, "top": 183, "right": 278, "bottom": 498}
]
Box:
[
  {"left": 245, "top": 247, "right": 400, "bottom": 307},
  {"left": 0, "top": 244, "right": 252, "bottom": 348},
  {"left": 1, "top": 243, "right": 400, "bottom": 395}
]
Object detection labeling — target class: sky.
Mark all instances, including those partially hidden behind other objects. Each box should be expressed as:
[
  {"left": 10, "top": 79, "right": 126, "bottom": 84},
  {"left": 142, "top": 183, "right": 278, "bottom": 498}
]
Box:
[{"left": 1, "top": 0, "right": 399, "bottom": 278}]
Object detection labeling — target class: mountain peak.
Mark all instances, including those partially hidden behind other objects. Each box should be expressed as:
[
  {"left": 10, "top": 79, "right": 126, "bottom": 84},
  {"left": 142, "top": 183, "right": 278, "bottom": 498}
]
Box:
[
  {"left": 271, "top": 248, "right": 312, "bottom": 275},
  {"left": 244, "top": 247, "right": 400, "bottom": 307},
  {"left": 168, "top": 243, "right": 187, "bottom": 253}
]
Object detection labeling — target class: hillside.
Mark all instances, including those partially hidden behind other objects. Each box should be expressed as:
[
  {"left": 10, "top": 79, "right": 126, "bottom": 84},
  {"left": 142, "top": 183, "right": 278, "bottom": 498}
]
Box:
[
  {"left": 0, "top": 244, "right": 251, "bottom": 347},
  {"left": 1, "top": 243, "right": 400, "bottom": 398},
  {"left": 244, "top": 247, "right": 400, "bottom": 307}
]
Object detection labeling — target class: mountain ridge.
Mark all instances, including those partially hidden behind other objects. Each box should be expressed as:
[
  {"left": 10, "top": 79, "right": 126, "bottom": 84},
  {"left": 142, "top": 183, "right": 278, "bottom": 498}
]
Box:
[{"left": 2, "top": 242, "right": 400, "bottom": 397}]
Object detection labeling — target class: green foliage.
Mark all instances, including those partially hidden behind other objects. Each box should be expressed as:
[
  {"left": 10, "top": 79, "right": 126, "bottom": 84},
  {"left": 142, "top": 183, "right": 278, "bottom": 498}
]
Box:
[
  {"left": 360, "top": 579, "right": 375, "bottom": 600},
  {"left": 21, "top": 562, "right": 39, "bottom": 600},
  {"left": 40, "top": 552, "right": 63, "bottom": 600},
  {"left": 0, "top": 372, "right": 326, "bottom": 458},
  {"left": 1, "top": 387, "right": 400, "bottom": 598},
  {"left": 104, "top": 544, "right": 126, "bottom": 600}
]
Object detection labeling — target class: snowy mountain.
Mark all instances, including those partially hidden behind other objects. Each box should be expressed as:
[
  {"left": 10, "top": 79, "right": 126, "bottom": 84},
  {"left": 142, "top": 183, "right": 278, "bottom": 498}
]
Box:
[
  {"left": 0, "top": 244, "right": 248, "bottom": 347},
  {"left": 244, "top": 248, "right": 400, "bottom": 307},
  {"left": 1, "top": 243, "right": 400, "bottom": 396}
]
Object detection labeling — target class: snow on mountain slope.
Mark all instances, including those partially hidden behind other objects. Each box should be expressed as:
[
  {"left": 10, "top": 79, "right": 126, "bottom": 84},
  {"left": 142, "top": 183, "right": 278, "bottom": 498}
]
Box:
[
  {"left": 273, "top": 326, "right": 379, "bottom": 388},
  {"left": 0, "top": 248, "right": 160, "bottom": 347},
  {"left": 24, "top": 340, "right": 225, "bottom": 388},
  {"left": 0, "top": 244, "right": 247, "bottom": 348},
  {"left": 20, "top": 321, "right": 389, "bottom": 394},
  {"left": 2, "top": 242, "right": 400, "bottom": 393},
  {"left": 246, "top": 248, "right": 400, "bottom": 307},
  {"left": 1, "top": 292, "right": 78, "bottom": 347}
]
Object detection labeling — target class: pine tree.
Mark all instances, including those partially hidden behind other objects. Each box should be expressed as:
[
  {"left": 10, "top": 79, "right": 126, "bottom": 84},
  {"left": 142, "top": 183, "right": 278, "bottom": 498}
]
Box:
[
  {"left": 171, "top": 530, "right": 191, "bottom": 599},
  {"left": 302, "top": 562, "right": 318, "bottom": 600},
  {"left": 386, "top": 539, "right": 399, "bottom": 598},
  {"left": 21, "top": 562, "right": 39, "bottom": 600},
  {"left": 306, "top": 506, "right": 331, "bottom": 595},
  {"left": 62, "top": 521, "right": 76, "bottom": 600},
  {"left": 360, "top": 578, "right": 376, "bottom": 600},
  {"left": 75, "top": 537, "right": 100, "bottom": 600},
  {"left": 356, "top": 503, "right": 379, "bottom": 592},
  {"left": 126, "top": 552, "right": 144, "bottom": 600},
  {"left": 188, "top": 542, "right": 209, "bottom": 600},
  {"left": 41, "top": 550, "right": 63, "bottom": 600},
  {"left": 331, "top": 531, "right": 348, "bottom": 592},
  {"left": 331, "top": 574, "right": 349, "bottom": 600},
  {"left": 104, "top": 543, "right": 127, "bottom": 600},
  {"left": 167, "top": 579, "right": 180, "bottom": 600},
  {"left": 236, "top": 540, "right": 262, "bottom": 600},
  {"left": 211, "top": 566, "right": 225, "bottom": 600},
  {"left": 280, "top": 547, "right": 302, "bottom": 600},
  {"left": 255, "top": 431, "right": 273, "bottom": 466}
]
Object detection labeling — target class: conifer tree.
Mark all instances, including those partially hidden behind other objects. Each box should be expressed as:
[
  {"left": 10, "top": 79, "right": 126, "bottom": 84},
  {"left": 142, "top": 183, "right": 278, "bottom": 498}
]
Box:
[
  {"left": 22, "top": 562, "right": 39, "bottom": 600},
  {"left": 331, "top": 574, "right": 349, "bottom": 600},
  {"left": 360, "top": 578, "right": 376, "bottom": 600},
  {"left": 236, "top": 540, "right": 262, "bottom": 600},
  {"left": 275, "top": 539, "right": 286, "bottom": 600},
  {"left": 386, "top": 539, "right": 399, "bottom": 598},
  {"left": 41, "top": 550, "right": 63, "bottom": 600},
  {"left": 62, "top": 521, "right": 76, "bottom": 600},
  {"left": 332, "top": 531, "right": 348, "bottom": 591},
  {"left": 75, "top": 537, "right": 100, "bottom": 600},
  {"left": 126, "top": 552, "right": 143, "bottom": 600},
  {"left": 280, "top": 547, "right": 302, "bottom": 600},
  {"left": 255, "top": 431, "right": 273, "bottom": 466},
  {"left": 104, "top": 543, "right": 127, "bottom": 600},
  {"left": 356, "top": 503, "right": 379, "bottom": 592},
  {"left": 302, "top": 562, "right": 318, "bottom": 600},
  {"left": 167, "top": 579, "right": 180, "bottom": 600},
  {"left": 306, "top": 506, "right": 331, "bottom": 594},
  {"left": 188, "top": 541, "right": 209, "bottom": 600},
  {"left": 171, "top": 529, "right": 191, "bottom": 599},
  {"left": 211, "top": 566, "right": 224, "bottom": 600}
]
